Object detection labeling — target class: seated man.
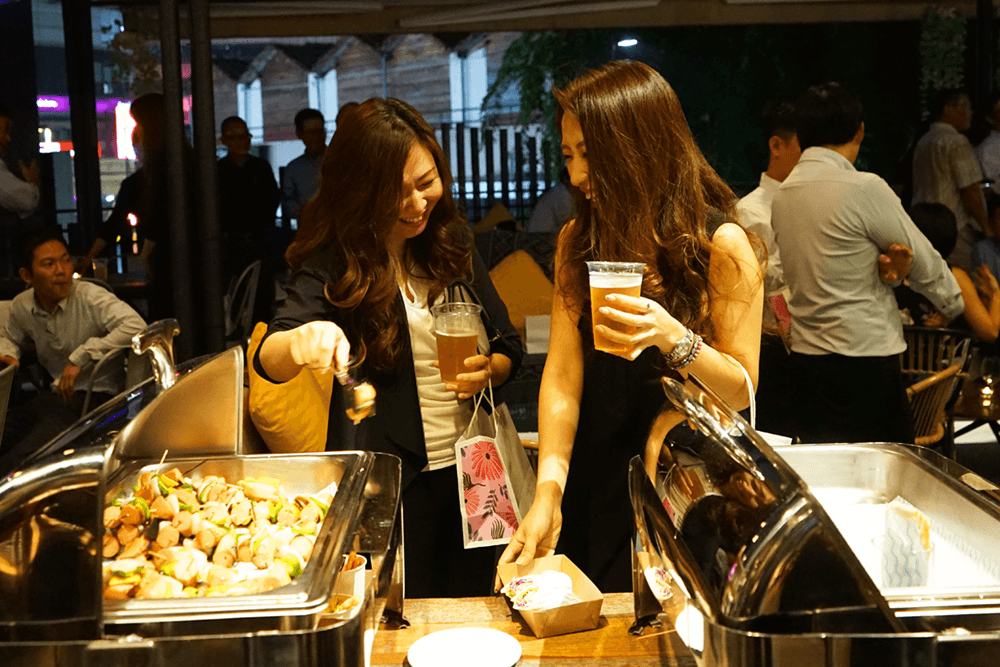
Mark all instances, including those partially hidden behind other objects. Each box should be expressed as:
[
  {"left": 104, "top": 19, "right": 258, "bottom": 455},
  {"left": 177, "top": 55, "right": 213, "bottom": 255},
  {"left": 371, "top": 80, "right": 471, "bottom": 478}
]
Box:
[{"left": 0, "top": 228, "right": 146, "bottom": 473}]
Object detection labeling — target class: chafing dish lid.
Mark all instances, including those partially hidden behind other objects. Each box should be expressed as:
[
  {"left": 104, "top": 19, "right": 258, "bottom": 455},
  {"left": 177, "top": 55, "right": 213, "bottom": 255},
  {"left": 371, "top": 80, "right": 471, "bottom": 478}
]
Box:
[{"left": 630, "top": 375, "right": 902, "bottom": 634}]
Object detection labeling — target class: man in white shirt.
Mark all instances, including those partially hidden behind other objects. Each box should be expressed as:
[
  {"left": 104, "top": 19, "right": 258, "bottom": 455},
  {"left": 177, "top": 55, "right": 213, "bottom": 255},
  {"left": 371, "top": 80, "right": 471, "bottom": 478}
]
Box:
[
  {"left": 737, "top": 97, "right": 800, "bottom": 324},
  {"left": 0, "top": 101, "right": 40, "bottom": 219},
  {"left": 772, "top": 82, "right": 963, "bottom": 445},
  {"left": 0, "top": 228, "right": 146, "bottom": 473},
  {"left": 737, "top": 97, "right": 800, "bottom": 436},
  {"left": 912, "top": 90, "right": 988, "bottom": 273}
]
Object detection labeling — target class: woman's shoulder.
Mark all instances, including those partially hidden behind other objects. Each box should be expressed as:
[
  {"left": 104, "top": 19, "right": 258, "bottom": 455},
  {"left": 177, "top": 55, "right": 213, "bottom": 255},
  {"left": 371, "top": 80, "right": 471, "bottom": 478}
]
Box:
[
  {"left": 709, "top": 220, "right": 753, "bottom": 256},
  {"left": 298, "top": 247, "right": 342, "bottom": 278}
]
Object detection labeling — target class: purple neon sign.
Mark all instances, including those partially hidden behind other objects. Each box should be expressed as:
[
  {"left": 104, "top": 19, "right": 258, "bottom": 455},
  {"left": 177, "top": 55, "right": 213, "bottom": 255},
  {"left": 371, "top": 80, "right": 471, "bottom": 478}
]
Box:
[{"left": 36, "top": 96, "right": 130, "bottom": 114}]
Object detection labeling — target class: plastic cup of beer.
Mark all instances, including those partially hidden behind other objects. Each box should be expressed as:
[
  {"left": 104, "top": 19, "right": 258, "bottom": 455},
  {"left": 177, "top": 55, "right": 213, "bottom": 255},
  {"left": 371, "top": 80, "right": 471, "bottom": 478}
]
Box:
[
  {"left": 586, "top": 261, "right": 645, "bottom": 353},
  {"left": 431, "top": 302, "right": 482, "bottom": 383},
  {"left": 92, "top": 258, "right": 109, "bottom": 282}
]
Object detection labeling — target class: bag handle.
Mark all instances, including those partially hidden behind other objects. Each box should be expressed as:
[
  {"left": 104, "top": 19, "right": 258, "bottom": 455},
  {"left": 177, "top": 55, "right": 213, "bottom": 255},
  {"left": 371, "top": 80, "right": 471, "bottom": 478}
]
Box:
[{"left": 469, "top": 376, "right": 499, "bottom": 434}]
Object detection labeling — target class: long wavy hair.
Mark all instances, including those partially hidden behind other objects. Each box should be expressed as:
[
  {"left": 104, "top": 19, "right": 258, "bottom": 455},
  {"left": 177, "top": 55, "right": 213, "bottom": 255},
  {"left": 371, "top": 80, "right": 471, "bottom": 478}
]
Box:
[
  {"left": 286, "top": 98, "right": 472, "bottom": 372},
  {"left": 554, "top": 61, "right": 761, "bottom": 344}
]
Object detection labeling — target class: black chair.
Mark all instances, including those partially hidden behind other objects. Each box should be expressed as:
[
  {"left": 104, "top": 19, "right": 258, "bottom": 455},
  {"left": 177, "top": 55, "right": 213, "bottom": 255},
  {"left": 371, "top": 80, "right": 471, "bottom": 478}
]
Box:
[{"left": 224, "top": 260, "right": 262, "bottom": 349}]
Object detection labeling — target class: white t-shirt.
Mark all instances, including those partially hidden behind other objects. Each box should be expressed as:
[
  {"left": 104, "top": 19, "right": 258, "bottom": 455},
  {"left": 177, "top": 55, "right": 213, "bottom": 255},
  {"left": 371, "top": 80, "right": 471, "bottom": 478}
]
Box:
[{"left": 401, "top": 277, "right": 488, "bottom": 471}]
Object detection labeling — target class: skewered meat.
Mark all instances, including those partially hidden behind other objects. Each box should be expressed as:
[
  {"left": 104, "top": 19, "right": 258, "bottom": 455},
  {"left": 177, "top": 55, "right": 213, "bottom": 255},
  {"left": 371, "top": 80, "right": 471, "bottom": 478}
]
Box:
[
  {"left": 102, "top": 469, "right": 337, "bottom": 600},
  {"left": 103, "top": 533, "right": 120, "bottom": 558},
  {"left": 104, "top": 505, "right": 122, "bottom": 530}
]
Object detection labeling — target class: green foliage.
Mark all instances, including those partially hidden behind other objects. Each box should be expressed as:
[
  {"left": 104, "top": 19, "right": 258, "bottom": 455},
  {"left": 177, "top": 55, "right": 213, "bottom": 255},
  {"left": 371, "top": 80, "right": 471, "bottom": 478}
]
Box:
[
  {"left": 483, "top": 23, "right": 923, "bottom": 192},
  {"left": 483, "top": 31, "right": 613, "bottom": 179},
  {"left": 100, "top": 16, "right": 161, "bottom": 94},
  {"left": 919, "top": 5, "right": 968, "bottom": 118}
]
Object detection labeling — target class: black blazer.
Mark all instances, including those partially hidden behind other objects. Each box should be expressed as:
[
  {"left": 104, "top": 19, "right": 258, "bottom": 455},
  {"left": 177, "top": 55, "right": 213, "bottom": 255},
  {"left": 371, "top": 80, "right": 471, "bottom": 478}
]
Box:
[{"left": 254, "top": 247, "right": 523, "bottom": 489}]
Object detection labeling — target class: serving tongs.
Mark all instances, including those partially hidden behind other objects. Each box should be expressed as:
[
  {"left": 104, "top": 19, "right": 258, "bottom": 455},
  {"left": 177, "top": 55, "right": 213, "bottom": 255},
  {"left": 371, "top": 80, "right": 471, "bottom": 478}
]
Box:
[{"left": 336, "top": 364, "right": 376, "bottom": 425}]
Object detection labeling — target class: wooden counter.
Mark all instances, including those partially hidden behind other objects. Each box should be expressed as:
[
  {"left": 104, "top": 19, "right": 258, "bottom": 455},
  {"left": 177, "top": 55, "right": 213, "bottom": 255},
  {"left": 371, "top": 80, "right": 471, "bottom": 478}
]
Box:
[{"left": 370, "top": 592, "right": 697, "bottom": 666}]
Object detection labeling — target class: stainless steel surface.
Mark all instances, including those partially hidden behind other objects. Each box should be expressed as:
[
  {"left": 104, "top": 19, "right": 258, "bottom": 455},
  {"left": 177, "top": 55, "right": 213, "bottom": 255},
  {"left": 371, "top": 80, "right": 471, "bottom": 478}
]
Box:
[
  {"left": 2, "top": 594, "right": 374, "bottom": 667},
  {"left": 132, "top": 319, "right": 181, "bottom": 391},
  {"left": 0, "top": 446, "right": 108, "bottom": 642},
  {"left": 0, "top": 452, "right": 402, "bottom": 667},
  {"left": 357, "top": 450, "right": 406, "bottom": 625},
  {"left": 775, "top": 444, "right": 1000, "bottom": 624},
  {"left": 101, "top": 451, "right": 372, "bottom": 634},
  {"left": 0, "top": 340, "right": 405, "bottom": 667},
  {"left": 113, "top": 346, "right": 243, "bottom": 460},
  {"left": 633, "top": 375, "right": 1000, "bottom": 666},
  {"left": 633, "top": 376, "right": 898, "bottom": 635}
]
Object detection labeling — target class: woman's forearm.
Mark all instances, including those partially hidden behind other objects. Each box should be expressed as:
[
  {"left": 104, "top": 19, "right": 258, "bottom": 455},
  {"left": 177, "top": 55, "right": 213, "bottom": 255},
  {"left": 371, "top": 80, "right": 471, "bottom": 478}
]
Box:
[
  {"left": 683, "top": 344, "right": 756, "bottom": 411},
  {"left": 535, "top": 345, "right": 584, "bottom": 498},
  {"left": 258, "top": 330, "right": 306, "bottom": 382}
]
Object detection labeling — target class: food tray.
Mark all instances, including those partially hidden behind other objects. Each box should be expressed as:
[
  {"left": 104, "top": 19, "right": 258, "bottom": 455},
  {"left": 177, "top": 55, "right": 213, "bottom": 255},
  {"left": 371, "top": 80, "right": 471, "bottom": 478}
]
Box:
[
  {"left": 101, "top": 451, "right": 373, "bottom": 635},
  {"left": 776, "top": 444, "right": 1000, "bottom": 624}
]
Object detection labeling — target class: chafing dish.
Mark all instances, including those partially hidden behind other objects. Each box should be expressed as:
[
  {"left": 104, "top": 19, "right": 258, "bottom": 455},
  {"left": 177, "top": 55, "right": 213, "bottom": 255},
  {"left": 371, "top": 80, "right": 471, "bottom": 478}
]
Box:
[
  {"left": 0, "top": 321, "right": 403, "bottom": 666},
  {"left": 631, "top": 375, "right": 1000, "bottom": 666}
]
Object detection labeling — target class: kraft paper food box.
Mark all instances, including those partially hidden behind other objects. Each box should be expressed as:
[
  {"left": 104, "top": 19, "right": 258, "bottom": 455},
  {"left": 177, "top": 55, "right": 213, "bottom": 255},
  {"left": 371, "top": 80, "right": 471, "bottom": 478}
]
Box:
[{"left": 497, "top": 555, "right": 603, "bottom": 638}]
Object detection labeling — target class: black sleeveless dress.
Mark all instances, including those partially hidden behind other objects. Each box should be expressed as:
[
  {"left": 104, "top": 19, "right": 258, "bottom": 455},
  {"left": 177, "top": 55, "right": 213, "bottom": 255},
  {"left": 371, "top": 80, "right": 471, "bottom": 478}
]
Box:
[{"left": 558, "top": 213, "right": 726, "bottom": 592}]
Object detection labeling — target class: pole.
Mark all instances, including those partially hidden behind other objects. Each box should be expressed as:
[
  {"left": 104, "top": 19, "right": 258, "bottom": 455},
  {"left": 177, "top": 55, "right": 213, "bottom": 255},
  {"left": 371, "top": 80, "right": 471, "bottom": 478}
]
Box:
[
  {"left": 381, "top": 51, "right": 388, "bottom": 98},
  {"left": 978, "top": 0, "right": 994, "bottom": 105},
  {"left": 158, "top": 0, "right": 194, "bottom": 359},
  {"left": 189, "top": 0, "right": 225, "bottom": 352},
  {"left": 61, "top": 0, "right": 102, "bottom": 248}
]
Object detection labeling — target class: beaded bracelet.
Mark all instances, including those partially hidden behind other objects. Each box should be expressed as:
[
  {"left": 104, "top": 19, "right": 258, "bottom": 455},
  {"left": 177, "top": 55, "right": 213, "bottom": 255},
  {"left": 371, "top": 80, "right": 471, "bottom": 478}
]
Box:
[
  {"left": 674, "top": 334, "right": 703, "bottom": 369},
  {"left": 666, "top": 328, "right": 695, "bottom": 365}
]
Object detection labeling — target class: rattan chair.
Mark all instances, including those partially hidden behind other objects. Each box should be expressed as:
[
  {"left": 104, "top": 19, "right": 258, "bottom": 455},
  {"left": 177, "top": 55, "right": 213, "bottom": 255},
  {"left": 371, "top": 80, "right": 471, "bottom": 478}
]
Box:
[
  {"left": 900, "top": 326, "right": 973, "bottom": 454},
  {"left": 906, "top": 363, "right": 964, "bottom": 447}
]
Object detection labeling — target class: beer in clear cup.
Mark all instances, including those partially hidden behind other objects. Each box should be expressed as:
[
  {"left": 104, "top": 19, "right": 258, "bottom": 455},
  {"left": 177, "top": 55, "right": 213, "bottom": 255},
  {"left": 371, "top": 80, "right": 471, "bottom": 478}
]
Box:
[
  {"left": 431, "top": 302, "right": 482, "bottom": 382},
  {"left": 586, "top": 261, "right": 645, "bottom": 353}
]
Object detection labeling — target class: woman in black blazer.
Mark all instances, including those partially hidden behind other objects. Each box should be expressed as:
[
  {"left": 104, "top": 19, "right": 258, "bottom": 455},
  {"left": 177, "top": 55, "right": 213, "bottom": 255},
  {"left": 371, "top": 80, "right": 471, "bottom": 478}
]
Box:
[{"left": 254, "top": 98, "right": 522, "bottom": 598}]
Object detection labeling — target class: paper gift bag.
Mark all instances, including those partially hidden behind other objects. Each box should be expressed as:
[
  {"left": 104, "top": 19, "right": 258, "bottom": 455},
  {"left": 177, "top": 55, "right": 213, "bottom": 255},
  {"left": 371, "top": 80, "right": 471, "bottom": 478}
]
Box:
[{"left": 455, "top": 382, "right": 536, "bottom": 548}]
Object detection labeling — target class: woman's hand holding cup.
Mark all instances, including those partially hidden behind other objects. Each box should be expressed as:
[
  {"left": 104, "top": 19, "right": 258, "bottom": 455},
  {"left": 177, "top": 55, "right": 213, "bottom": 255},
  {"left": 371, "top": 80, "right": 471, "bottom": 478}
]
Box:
[
  {"left": 438, "top": 353, "right": 492, "bottom": 399},
  {"left": 597, "top": 293, "right": 687, "bottom": 361}
]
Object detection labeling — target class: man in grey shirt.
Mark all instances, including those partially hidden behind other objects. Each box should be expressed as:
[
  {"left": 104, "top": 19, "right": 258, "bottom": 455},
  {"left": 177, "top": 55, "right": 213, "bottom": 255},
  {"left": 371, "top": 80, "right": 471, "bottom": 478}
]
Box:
[
  {"left": 280, "top": 108, "right": 326, "bottom": 227},
  {"left": 0, "top": 228, "right": 146, "bottom": 472},
  {"left": 772, "top": 82, "right": 963, "bottom": 444},
  {"left": 912, "top": 90, "right": 988, "bottom": 273}
]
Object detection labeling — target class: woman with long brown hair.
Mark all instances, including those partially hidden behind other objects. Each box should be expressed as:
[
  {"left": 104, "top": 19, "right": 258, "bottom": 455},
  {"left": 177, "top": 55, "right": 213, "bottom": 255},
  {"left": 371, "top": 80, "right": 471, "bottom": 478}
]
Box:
[
  {"left": 499, "top": 61, "right": 764, "bottom": 591},
  {"left": 255, "top": 98, "right": 522, "bottom": 597}
]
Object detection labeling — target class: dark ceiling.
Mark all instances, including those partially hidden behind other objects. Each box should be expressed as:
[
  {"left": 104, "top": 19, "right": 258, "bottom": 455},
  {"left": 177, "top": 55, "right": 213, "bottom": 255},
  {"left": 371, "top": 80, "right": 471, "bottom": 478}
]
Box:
[{"left": 104, "top": 0, "right": 977, "bottom": 40}]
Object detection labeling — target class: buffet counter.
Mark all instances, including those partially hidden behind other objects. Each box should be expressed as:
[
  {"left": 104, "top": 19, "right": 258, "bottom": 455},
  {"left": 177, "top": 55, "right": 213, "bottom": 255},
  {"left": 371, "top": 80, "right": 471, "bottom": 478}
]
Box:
[{"left": 370, "top": 592, "right": 696, "bottom": 666}]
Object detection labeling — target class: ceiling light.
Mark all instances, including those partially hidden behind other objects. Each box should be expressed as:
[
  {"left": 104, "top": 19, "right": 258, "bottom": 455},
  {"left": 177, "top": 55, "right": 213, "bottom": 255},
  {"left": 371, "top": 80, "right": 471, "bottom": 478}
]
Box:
[{"left": 617, "top": 38, "right": 638, "bottom": 48}]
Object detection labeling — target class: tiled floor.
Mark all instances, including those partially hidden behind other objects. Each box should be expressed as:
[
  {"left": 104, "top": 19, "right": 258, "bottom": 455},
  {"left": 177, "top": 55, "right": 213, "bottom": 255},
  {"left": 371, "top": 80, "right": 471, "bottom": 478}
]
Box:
[{"left": 954, "top": 419, "right": 1000, "bottom": 486}]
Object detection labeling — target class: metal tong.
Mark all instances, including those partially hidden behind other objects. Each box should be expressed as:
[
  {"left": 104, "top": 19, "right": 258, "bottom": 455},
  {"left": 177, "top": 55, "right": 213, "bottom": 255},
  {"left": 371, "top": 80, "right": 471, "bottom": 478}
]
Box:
[{"left": 336, "top": 365, "right": 376, "bottom": 425}]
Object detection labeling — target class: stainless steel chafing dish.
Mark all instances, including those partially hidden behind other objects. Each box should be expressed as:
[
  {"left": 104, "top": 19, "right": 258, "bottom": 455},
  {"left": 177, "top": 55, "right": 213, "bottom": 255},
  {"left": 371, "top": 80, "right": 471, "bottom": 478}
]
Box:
[
  {"left": 630, "top": 375, "right": 1000, "bottom": 666},
  {"left": 0, "top": 321, "right": 404, "bottom": 666}
]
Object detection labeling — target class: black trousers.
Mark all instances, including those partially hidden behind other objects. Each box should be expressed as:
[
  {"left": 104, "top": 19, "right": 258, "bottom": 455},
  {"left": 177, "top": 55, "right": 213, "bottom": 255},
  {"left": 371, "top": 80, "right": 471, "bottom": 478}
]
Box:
[
  {"left": 401, "top": 465, "right": 500, "bottom": 598},
  {"left": 790, "top": 352, "right": 915, "bottom": 444},
  {"left": 755, "top": 335, "right": 797, "bottom": 437}
]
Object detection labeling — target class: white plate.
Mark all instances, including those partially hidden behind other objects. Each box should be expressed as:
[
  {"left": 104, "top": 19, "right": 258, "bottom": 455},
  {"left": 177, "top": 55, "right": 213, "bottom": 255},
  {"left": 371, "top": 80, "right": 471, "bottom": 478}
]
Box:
[{"left": 407, "top": 627, "right": 521, "bottom": 667}]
